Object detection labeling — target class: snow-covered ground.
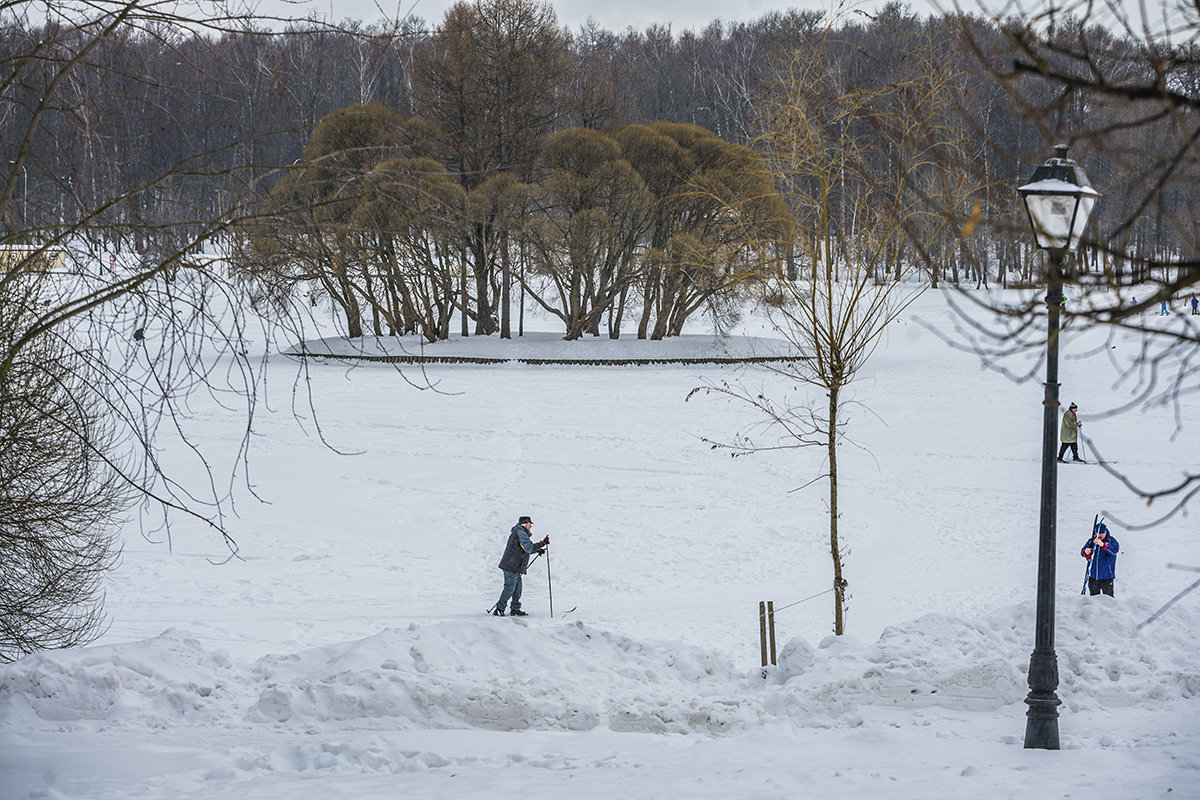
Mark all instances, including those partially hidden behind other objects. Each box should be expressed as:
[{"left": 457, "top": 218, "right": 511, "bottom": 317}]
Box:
[{"left": 2, "top": 289, "right": 1198, "bottom": 799}]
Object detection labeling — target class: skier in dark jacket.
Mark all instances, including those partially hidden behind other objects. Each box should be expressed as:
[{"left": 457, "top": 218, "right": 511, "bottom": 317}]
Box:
[
  {"left": 492, "top": 516, "right": 547, "bottom": 617},
  {"left": 1082, "top": 522, "right": 1120, "bottom": 596}
]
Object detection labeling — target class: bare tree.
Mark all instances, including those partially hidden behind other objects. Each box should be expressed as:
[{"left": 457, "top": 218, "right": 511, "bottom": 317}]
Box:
[
  {"left": 690, "top": 17, "right": 964, "bottom": 635},
  {"left": 0, "top": 1, "right": 376, "bottom": 658},
  {"left": 412, "top": 0, "right": 572, "bottom": 336},
  {"left": 0, "top": 273, "right": 126, "bottom": 660},
  {"left": 615, "top": 121, "right": 790, "bottom": 339},
  {"left": 238, "top": 104, "right": 469, "bottom": 343},
  {"left": 516, "top": 127, "right": 653, "bottom": 339}
]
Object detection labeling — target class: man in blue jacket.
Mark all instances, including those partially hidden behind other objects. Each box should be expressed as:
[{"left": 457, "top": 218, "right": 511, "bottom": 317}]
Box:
[
  {"left": 1082, "top": 522, "right": 1120, "bottom": 596},
  {"left": 492, "top": 516, "right": 547, "bottom": 617}
]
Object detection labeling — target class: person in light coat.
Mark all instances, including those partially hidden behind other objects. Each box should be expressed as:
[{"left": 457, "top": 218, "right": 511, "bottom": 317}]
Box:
[{"left": 1057, "top": 402, "right": 1084, "bottom": 463}]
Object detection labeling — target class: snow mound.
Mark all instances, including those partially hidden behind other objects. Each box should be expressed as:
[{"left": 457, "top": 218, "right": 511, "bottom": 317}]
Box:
[
  {"left": 245, "top": 620, "right": 753, "bottom": 734},
  {"left": 0, "top": 629, "right": 236, "bottom": 728},
  {"left": 765, "top": 613, "right": 1027, "bottom": 723},
  {"left": 2, "top": 600, "right": 1195, "bottom": 749},
  {"left": 764, "top": 596, "right": 1200, "bottom": 725},
  {"left": 1057, "top": 596, "right": 1200, "bottom": 710},
  {"left": 0, "top": 621, "right": 756, "bottom": 737}
]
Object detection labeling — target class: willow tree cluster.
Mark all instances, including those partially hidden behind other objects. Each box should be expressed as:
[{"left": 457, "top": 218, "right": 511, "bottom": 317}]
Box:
[{"left": 239, "top": 105, "right": 791, "bottom": 341}]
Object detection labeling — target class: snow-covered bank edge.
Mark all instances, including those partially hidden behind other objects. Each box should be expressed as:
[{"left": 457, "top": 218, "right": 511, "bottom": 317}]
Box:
[{"left": 284, "top": 332, "right": 801, "bottom": 364}]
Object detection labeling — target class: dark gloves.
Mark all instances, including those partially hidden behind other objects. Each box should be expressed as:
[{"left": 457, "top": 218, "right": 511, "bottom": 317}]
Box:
[
  {"left": 536, "top": 546, "right": 546, "bottom": 555},
  {"left": 540, "top": 537, "right": 549, "bottom": 546}
]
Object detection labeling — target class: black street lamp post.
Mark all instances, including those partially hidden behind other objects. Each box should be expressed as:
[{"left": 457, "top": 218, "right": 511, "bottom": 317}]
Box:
[{"left": 1017, "top": 145, "right": 1099, "bottom": 750}]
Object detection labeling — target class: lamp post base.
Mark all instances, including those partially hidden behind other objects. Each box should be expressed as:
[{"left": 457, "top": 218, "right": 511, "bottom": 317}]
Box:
[
  {"left": 1024, "top": 699, "right": 1061, "bottom": 749},
  {"left": 1023, "top": 648, "right": 1061, "bottom": 749}
]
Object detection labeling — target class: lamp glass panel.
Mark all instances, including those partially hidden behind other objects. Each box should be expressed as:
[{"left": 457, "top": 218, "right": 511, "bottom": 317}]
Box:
[
  {"left": 1070, "top": 195, "right": 1096, "bottom": 250},
  {"left": 1025, "top": 194, "right": 1078, "bottom": 250}
]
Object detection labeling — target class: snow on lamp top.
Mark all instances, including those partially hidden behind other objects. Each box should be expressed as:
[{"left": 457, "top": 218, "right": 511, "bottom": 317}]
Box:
[{"left": 1018, "top": 145, "right": 1100, "bottom": 252}]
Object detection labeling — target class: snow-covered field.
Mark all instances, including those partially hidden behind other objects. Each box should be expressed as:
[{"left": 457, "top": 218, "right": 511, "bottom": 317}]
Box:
[{"left": 2, "top": 290, "right": 1198, "bottom": 799}]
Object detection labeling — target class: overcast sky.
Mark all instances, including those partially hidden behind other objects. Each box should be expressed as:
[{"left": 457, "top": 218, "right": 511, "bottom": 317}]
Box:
[
  {"left": 258, "top": 0, "right": 965, "bottom": 33},
  {"left": 250, "top": 0, "right": 1183, "bottom": 41}
]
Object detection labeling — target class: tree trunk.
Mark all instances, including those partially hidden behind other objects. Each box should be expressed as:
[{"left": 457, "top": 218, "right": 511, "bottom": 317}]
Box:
[
  {"left": 472, "top": 227, "right": 495, "bottom": 335},
  {"left": 610, "top": 284, "right": 629, "bottom": 339},
  {"left": 460, "top": 251, "right": 469, "bottom": 337},
  {"left": 828, "top": 382, "right": 846, "bottom": 636},
  {"left": 638, "top": 269, "right": 658, "bottom": 339},
  {"left": 342, "top": 283, "right": 364, "bottom": 339},
  {"left": 500, "top": 231, "right": 511, "bottom": 339}
]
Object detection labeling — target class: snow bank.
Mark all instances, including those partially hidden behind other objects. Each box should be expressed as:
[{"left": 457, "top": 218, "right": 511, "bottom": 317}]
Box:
[
  {"left": 764, "top": 596, "right": 1200, "bottom": 727},
  {"left": 0, "top": 621, "right": 753, "bottom": 738},
  {"left": 244, "top": 620, "right": 752, "bottom": 735},
  {"left": 0, "top": 630, "right": 237, "bottom": 730},
  {"left": 5, "top": 597, "right": 1195, "bottom": 748}
]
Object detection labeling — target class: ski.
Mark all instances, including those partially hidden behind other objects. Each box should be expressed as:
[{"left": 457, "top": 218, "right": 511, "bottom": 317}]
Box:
[
  {"left": 1082, "top": 515, "right": 1100, "bottom": 594},
  {"left": 486, "top": 607, "right": 574, "bottom": 617}
]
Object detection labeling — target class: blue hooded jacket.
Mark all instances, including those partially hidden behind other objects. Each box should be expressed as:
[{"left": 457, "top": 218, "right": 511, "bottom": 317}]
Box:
[{"left": 1082, "top": 532, "right": 1119, "bottom": 581}]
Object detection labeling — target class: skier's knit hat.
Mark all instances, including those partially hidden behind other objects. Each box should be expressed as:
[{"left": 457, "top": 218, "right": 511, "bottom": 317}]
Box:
[
  {"left": 518, "top": 515, "right": 533, "bottom": 525},
  {"left": 1069, "top": 403, "right": 1078, "bottom": 410}
]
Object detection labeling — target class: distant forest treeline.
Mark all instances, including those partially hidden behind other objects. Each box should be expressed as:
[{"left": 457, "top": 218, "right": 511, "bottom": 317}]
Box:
[{"left": 2, "top": 2, "right": 1195, "bottom": 310}]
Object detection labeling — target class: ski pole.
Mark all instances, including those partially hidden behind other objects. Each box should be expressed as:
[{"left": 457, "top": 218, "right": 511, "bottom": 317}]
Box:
[
  {"left": 1081, "top": 515, "right": 1101, "bottom": 595},
  {"left": 546, "top": 544, "right": 554, "bottom": 618}
]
